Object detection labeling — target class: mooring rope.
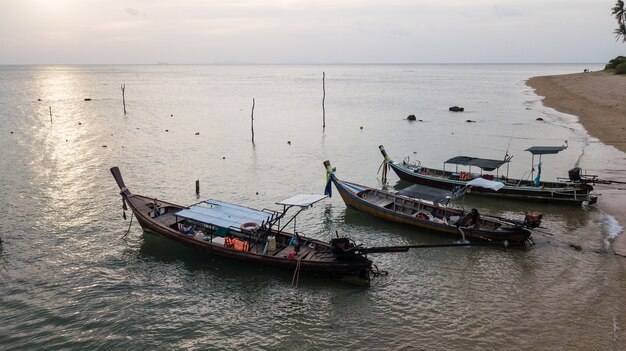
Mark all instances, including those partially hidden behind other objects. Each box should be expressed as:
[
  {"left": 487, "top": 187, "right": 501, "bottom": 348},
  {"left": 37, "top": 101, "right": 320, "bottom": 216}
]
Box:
[
  {"left": 292, "top": 259, "right": 302, "bottom": 287},
  {"left": 123, "top": 212, "right": 134, "bottom": 239}
]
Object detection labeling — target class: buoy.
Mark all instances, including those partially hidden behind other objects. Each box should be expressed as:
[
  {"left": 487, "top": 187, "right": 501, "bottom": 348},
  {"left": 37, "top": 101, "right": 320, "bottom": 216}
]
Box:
[
  {"left": 407, "top": 115, "right": 416, "bottom": 121},
  {"left": 287, "top": 141, "right": 291, "bottom": 145},
  {"left": 240, "top": 222, "right": 260, "bottom": 232},
  {"left": 165, "top": 129, "right": 169, "bottom": 132}
]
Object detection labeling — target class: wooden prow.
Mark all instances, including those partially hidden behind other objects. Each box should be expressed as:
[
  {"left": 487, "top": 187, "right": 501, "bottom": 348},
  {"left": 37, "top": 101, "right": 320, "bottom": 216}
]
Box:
[
  {"left": 379, "top": 145, "right": 389, "bottom": 159},
  {"left": 110, "top": 166, "right": 127, "bottom": 190}
]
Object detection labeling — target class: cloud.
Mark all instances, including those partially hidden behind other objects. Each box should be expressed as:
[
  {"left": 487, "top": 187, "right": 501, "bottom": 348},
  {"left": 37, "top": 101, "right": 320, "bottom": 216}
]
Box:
[
  {"left": 492, "top": 5, "right": 522, "bottom": 17},
  {"left": 125, "top": 7, "right": 139, "bottom": 16},
  {"left": 97, "top": 20, "right": 153, "bottom": 32}
]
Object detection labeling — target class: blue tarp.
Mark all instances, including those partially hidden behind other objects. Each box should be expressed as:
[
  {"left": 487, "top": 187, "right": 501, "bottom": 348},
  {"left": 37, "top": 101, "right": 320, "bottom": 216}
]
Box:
[{"left": 176, "top": 199, "right": 273, "bottom": 231}]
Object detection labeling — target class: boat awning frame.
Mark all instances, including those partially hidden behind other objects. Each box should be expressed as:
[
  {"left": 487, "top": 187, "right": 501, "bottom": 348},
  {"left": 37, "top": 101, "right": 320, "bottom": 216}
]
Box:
[
  {"left": 276, "top": 194, "right": 328, "bottom": 209},
  {"left": 175, "top": 199, "right": 275, "bottom": 232},
  {"left": 525, "top": 146, "right": 566, "bottom": 155},
  {"left": 444, "top": 156, "right": 508, "bottom": 171},
  {"left": 396, "top": 184, "right": 456, "bottom": 204}
]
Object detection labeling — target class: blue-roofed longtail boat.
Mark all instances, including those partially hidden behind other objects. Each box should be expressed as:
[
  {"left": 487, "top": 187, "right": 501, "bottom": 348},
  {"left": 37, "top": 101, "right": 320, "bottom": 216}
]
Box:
[
  {"left": 323, "top": 161, "right": 537, "bottom": 246},
  {"left": 111, "top": 167, "right": 411, "bottom": 285},
  {"left": 379, "top": 145, "right": 597, "bottom": 205}
]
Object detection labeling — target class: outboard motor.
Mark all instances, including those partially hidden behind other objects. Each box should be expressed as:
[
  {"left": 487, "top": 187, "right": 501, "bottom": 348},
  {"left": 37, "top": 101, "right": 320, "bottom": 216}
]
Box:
[
  {"left": 330, "top": 237, "right": 356, "bottom": 255},
  {"left": 568, "top": 167, "right": 582, "bottom": 182},
  {"left": 524, "top": 212, "right": 543, "bottom": 228}
]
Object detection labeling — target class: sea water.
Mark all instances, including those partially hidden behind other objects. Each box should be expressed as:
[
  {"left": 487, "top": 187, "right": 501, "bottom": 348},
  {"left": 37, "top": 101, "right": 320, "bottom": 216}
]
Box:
[{"left": 0, "top": 64, "right": 624, "bottom": 350}]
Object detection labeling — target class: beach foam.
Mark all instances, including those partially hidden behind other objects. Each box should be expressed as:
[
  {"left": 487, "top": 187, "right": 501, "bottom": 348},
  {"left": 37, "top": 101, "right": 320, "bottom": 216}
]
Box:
[{"left": 603, "top": 212, "right": 624, "bottom": 250}]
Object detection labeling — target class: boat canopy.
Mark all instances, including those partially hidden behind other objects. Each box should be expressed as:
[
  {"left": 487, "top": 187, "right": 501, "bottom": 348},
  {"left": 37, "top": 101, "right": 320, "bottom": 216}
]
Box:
[
  {"left": 397, "top": 184, "right": 455, "bottom": 204},
  {"left": 276, "top": 194, "right": 328, "bottom": 209},
  {"left": 525, "top": 146, "right": 566, "bottom": 155},
  {"left": 444, "top": 156, "right": 507, "bottom": 171},
  {"left": 176, "top": 199, "right": 274, "bottom": 231}
]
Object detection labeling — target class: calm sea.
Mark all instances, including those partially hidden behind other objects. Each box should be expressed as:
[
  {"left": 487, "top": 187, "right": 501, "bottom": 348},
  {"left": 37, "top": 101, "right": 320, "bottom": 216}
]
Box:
[{"left": 0, "top": 64, "right": 624, "bottom": 350}]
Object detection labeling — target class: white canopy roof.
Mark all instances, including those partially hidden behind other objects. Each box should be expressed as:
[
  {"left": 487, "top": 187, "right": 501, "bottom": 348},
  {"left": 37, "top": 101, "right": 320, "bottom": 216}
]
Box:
[
  {"left": 467, "top": 178, "right": 505, "bottom": 191},
  {"left": 276, "top": 194, "right": 328, "bottom": 209}
]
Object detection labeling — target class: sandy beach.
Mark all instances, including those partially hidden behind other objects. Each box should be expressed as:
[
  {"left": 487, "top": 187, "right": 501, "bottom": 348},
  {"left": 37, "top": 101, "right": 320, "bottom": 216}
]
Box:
[{"left": 527, "top": 71, "right": 626, "bottom": 256}]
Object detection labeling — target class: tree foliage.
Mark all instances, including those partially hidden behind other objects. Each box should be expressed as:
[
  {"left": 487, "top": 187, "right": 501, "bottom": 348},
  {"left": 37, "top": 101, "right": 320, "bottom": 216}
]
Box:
[{"left": 613, "top": 0, "right": 626, "bottom": 42}]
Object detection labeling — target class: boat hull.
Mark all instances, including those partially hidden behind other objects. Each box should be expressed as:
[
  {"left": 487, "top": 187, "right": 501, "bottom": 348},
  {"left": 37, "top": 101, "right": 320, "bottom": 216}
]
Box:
[
  {"left": 331, "top": 176, "right": 531, "bottom": 245},
  {"left": 111, "top": 167, "right": 372, "bottom": 284},
  {"left": 389, "top": 161, "right": 595, "bottom": 205}
]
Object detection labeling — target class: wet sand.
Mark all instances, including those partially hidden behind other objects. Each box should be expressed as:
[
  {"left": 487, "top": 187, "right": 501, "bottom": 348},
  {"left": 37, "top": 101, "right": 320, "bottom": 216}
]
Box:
[{"left": 527, "top": 71, "right": 626, "bottom": 256}]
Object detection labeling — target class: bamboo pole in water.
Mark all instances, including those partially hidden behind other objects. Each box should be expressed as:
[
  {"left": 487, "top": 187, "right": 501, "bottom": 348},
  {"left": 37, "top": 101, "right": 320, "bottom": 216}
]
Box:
[
  {"left": 49, "top": 106, "right": 52, "bottom": 123},
  {"left": 121, "top": 84, "right": 126, "bottom": 115},
  {"left": 322, "top": 72, "right": 326, "bottom": 129},
  {"left": 251, "top": 98, "right": 255, "bottom": 143}
]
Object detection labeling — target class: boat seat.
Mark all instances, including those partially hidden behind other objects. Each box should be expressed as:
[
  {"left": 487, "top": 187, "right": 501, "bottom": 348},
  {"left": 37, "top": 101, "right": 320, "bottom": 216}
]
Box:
[
  {"left": 367, "top": 197, "right": 394, "bottom": 207},
  {"left": 155, "top": 215, "right": 177, "bottom": 227}
]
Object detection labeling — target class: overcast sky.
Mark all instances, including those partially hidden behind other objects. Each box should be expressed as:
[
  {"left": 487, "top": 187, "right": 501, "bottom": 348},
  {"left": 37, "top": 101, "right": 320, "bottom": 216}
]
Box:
[{"left": 0, "top": 0, "right": 623, "bottom": 64}]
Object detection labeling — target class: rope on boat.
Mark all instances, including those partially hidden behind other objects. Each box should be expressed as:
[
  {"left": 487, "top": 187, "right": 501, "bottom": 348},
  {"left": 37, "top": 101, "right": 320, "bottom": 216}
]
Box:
[
  {"left": 370, "top": 264, "right": 388, "bottom": 277},
  {"left": 123, "top": 212, "right": 134, "bottom": 239},
  {"left": 292, "top": 259, "right": 302, "bottom": 287}
]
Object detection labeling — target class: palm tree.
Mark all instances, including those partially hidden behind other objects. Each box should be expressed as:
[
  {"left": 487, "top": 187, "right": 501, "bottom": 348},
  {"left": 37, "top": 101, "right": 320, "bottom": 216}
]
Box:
[
  {"left": 613, "top": 0, "right": 626, "bottom": 42},
  {"left": 616, "top": 23, "right": 626, "bottom": 43}
]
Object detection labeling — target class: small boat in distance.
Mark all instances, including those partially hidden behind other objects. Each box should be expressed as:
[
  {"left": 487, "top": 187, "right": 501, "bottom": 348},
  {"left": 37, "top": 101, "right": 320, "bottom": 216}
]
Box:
[
  {"left": 110, "top": 167, "right": 377, "bottom": 284},
  {"left": 379, "top": 145, "right": 597, "bottom": 205},
  {"left": 324, "top": 161, "right": 538, "bottom": 246}
]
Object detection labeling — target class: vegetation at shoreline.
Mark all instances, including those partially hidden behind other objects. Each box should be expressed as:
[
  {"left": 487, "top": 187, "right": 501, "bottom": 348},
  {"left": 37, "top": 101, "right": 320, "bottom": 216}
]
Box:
[
  {"left": 607, "top": 2, "right": 626, "bottom": 74},
  {"left": 605, "top": 56, "right": 626, "bottom": 74}
]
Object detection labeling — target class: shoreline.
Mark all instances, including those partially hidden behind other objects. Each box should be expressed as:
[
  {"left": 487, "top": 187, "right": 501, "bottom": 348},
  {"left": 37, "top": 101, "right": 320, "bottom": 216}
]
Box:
[{"left": 527, "top": 71, "right": 626, "bottom": 256}]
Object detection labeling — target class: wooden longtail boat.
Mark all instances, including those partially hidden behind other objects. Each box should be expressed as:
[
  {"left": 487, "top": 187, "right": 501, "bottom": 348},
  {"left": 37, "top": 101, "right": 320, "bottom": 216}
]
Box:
[
  {"left": 324, "top": 161, "right": 536, "bottom": 245},
  {"left": 379, "top": 145, "right": 597, "bottom": 205},
  {"left": 111, "top": 167, "right": 377, "bottom": 284}
]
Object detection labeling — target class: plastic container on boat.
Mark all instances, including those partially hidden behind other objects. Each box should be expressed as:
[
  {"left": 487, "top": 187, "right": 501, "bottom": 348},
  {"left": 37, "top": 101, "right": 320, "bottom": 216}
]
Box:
[{"left": 268, "top": 236, "right": 276, "bottom": 251}]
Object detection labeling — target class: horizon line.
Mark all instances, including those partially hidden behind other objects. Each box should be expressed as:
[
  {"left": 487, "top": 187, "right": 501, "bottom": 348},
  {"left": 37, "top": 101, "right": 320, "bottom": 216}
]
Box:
[{"left": 0, "top": 62, "right": 606, "bottom": 66}]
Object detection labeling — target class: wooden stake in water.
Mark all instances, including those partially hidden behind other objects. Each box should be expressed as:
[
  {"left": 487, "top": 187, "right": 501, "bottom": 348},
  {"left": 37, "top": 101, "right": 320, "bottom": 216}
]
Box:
[
  {"left": 49, "top": 106, "right": 52, "bottom": 123},
  {"left": 251, "top": 98, "right": 255, "bottom": 143},
  {"left": 322, "top": 72, "right": 326, "bottom": 129},
  {"left": 195, "top": 180, "right": 200, "bottom": 195},
  {"left": 121, "top": 84, "right": 126, "bottom": 115}
]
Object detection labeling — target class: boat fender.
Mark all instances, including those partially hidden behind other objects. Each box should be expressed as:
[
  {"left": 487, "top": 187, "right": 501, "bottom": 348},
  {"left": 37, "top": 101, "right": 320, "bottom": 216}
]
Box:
[{"left": 240, "top": 221, "right": 260, "bottom": 232}]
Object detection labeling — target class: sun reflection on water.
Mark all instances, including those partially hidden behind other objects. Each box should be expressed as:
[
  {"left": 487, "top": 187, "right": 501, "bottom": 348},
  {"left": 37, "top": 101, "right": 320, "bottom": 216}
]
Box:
[{"left": 31, "top": 67, "right": 100, "bottom": 230}]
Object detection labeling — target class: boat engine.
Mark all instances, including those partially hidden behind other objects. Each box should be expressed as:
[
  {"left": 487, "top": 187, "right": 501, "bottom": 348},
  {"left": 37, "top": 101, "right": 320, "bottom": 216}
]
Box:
[
  {"left": 330, "top": 237, "right": 357, "bottom": 255},
  {"left": 524, "top": 212, "right": 543, "bottom": 228},
  {"left": 568, "top": 167, "right": 582, "bottom": 182}
]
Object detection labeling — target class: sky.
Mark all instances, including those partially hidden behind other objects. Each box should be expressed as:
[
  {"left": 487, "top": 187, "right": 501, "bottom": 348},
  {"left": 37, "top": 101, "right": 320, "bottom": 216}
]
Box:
[{"left": 0, "top": 0, "right": 624, "bottom": 64}]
